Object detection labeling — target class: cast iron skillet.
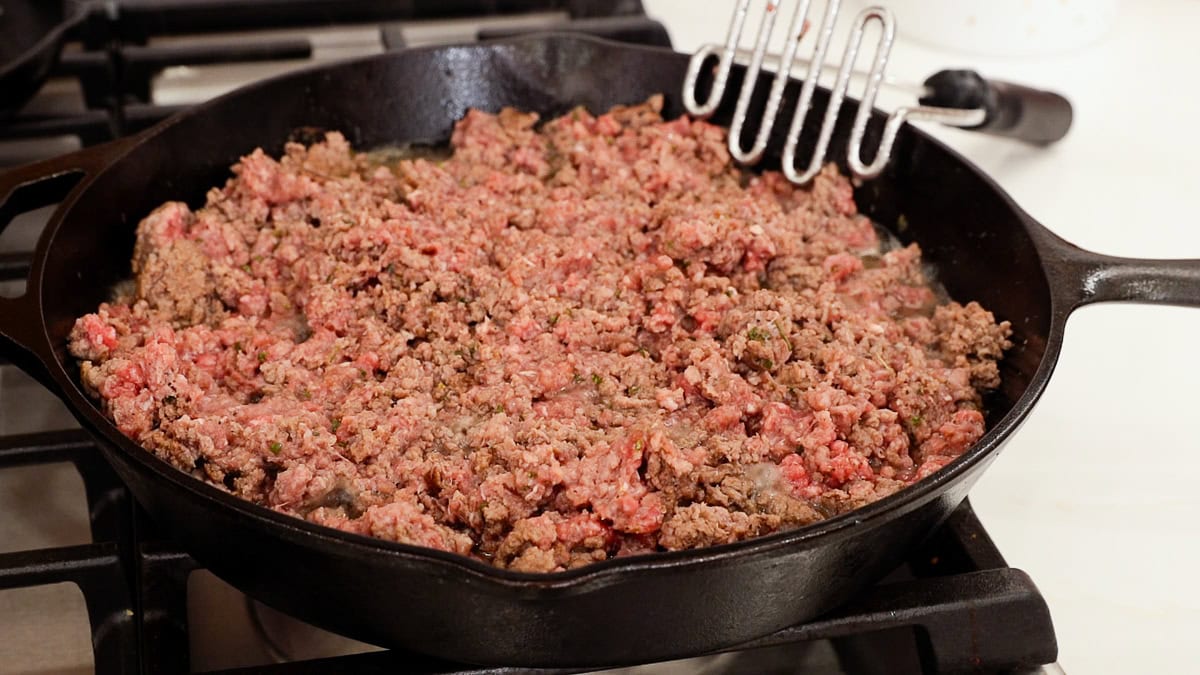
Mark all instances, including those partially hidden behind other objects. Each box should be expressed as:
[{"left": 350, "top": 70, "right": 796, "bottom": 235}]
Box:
[{"left": 0, "top": 35, "right": 1198, "bottom": 667}]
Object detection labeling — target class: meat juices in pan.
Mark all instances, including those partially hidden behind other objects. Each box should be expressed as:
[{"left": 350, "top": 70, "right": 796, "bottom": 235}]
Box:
[{"left": 69, "top": 96, "right": 1011, "bottom": 572}]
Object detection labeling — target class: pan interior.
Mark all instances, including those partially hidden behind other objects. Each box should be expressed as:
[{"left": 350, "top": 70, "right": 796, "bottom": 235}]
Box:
[
  {"left": 849, "top": 133, "right": 1052, "bottom": 428},
  {"left": 36, "top": 35, "right": 1052, "bottom": 526}
]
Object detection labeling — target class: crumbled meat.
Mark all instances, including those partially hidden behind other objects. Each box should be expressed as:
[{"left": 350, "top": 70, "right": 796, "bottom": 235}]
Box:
[
  {"left": 659, "top": 503, "right": 774, "bottom": 550},
  {"left": 68, "top": 96, "right": 1011, "bottom": 572},
  {"left": 933, "top": 301, "right": 1013, "bottom": 389}
]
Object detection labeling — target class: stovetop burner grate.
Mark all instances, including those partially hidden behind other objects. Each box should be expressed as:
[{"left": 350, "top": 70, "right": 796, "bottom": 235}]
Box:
[
  {"left": 1, "top": 0, "right": 670, "bottom": 147},
  {"left": 0, "top": 430, "right": 1057, "bottom": 674}
]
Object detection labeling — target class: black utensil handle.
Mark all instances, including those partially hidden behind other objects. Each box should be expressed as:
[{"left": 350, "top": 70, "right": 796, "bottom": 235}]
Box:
[
  {"left": 921, "top": 70, "right": 1073, "bottom": 145},
  {"left": 0, "top": 140, "right": 132, "bottom": 388}
]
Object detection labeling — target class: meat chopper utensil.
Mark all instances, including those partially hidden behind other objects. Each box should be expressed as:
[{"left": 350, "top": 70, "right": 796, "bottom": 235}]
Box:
[{"left": 683, "top": 0, "right": 1075, "bottom": 184}]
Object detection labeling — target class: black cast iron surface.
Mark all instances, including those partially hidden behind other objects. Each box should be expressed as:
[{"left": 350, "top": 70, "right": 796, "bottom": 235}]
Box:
[
  {"left": 0, "top": 34, "right": 1197, "bottom": 666},
  {"left": 0, "top": 429, "right": 1056, "bottom": 674}
]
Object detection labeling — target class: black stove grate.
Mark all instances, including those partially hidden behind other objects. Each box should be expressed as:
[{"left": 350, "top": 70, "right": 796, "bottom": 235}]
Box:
[
  {"left": 0, "top": 430, "right": 1057, "bottom": 675},
  {"left": 0, "top": 0, "right": 670, "bottom": 145}
]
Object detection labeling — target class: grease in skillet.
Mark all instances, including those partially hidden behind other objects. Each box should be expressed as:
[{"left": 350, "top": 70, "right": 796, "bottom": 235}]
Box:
[{"left": 67, "top": 96, "right": 1010, "bottom": 572}]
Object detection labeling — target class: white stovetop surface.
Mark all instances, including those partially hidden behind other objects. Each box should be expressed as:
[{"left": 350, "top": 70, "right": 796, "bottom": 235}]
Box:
[{"left": 645, "top": 1, "right": 1200, "bottom": 673}]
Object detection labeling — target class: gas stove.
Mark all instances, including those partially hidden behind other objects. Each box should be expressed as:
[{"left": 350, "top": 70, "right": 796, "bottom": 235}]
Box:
[{"left": 0, "top": 2, "right": 1062, "bottom": 673}]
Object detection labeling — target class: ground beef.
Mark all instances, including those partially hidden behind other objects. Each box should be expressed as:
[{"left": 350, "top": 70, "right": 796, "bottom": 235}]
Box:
[{"left": 68, "top": 96, "right": 1011, "bottom": 572}]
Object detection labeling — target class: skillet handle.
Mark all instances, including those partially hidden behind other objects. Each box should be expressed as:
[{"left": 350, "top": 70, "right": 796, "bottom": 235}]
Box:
[
  {"left": 1044, "top": 236, "right": 1200, "bottom": 310},
  {"left": 0, "top": 140, "right": 133, "bottom": 390}
]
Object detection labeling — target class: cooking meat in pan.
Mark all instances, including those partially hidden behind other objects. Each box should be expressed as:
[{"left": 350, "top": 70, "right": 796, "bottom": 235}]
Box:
[{"left": 68, "top": 96, "right": 1010, "bottom": 572}]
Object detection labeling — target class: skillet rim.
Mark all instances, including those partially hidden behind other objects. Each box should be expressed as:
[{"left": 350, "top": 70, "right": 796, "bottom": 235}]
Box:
[{"left": 32, "top": 32, "right": 1068, "bottom": 589}]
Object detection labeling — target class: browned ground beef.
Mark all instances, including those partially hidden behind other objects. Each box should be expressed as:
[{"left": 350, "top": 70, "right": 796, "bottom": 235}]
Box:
[{"left": 69, "top": 97, "right": 1011, "bottom": 572}]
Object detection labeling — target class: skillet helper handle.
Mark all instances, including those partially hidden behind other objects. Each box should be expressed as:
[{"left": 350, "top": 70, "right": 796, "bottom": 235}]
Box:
[
  {"left": 0, "top": 142, "right": 127, "bottom": 389},
  {"left": 921, "top": 69, "right": 1073, "bottom": 145}
]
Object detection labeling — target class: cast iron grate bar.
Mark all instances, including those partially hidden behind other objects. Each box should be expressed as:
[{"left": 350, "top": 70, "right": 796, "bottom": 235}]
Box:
[
  {"left": 0, "top": 251, "right": 33, "bottom": 281},
  {"left": 0, "top": 105, "right": 187, "bottom": 146},
  {"left": 0, "top": 110, "right": 116, "bottom": 144},
  {"left": 0, "top": 429, "right": 144, "bottom": 675},
  {"left": 0, "top": 428, "right": 134, "bottom": 553},
  {"left": 0, "top": 428, "right": 98, "bottom": 467},
  {"left": 59, "top": 40, "right": 316, "bottom": 110},
  {"left": 738, "top": 568, "right": 1056, "bottom": 672},
  {"left": 111, "top": 0, "right": 649, "bottom": 40},
  {"left": 138, "top": 534, "right": 199, "bottom": 675},
  {"left": 0, "top": 543, "right": 139, "bottom": 674}
]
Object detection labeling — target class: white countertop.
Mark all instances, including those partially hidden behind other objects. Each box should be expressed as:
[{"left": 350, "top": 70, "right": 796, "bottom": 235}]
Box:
[{"left": 643, "top": 1, "right": 1200, "bottom": 672}]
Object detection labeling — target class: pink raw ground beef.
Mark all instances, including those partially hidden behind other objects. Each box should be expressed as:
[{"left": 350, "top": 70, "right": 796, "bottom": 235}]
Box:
[{"left": 69, "top": 96, "right": 1011, "bottom": 572}]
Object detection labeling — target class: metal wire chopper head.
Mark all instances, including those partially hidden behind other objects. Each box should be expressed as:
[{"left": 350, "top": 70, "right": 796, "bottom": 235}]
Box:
[{"left": 683, "top": 0, "right": 991, "bottom": 185}]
